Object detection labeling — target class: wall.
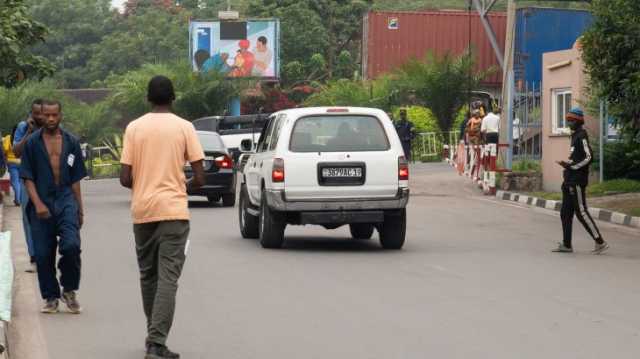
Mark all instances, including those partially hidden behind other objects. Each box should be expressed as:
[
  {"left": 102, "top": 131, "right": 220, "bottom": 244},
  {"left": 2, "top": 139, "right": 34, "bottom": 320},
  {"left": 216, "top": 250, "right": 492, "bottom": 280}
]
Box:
[
  {"left": 515, "top": 7, "right": 592, "bottom": 86},
  {"left": 363, "top": 10, "right": 507, "bottom": 86},
  {"left": 541, "top": 44, "right": 597, "bottom": 192}
]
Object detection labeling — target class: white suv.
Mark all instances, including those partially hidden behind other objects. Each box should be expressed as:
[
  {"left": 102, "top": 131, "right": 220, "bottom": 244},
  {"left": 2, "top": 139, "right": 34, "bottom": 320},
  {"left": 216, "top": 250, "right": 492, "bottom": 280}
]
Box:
[{"left": 238, "top": 107, "right": 410, "bottom": 249}]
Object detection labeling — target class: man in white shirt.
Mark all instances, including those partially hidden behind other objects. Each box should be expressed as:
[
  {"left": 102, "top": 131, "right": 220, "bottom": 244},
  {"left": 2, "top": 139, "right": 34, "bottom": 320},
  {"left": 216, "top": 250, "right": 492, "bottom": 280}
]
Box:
[
  {"left": 481, "top": 107, "right": 500, "bottom": 144},
  {"left": 252, "top": 36, "right": 273, "bottom": 77}
]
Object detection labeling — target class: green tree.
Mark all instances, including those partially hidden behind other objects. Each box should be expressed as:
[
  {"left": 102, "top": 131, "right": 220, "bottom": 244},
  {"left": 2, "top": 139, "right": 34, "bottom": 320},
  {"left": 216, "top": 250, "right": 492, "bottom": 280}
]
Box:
[
  {"left": 87, "top": 6, "right": 189, "bottom": 86},
  {"left": 391, "top": 51, "right": 486, "bottom": 132},
  {"left": 27, "top": 0, "right": 117, "bottom": 88},
  {"left": 247, "top": 0, "right": 371, "bottom": 83},
  {"left": 104, "top": 61, "right": 242, "bottom": 124},
  {"left": 582, "top": 0, "right": 640, "bottom": 133},
  {"left": 0, "top": 0, "right": 54, "bottom": 87}
]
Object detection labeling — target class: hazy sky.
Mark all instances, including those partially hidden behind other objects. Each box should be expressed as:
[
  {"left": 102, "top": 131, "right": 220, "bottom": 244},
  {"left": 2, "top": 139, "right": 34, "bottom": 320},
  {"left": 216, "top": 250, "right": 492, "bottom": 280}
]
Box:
[{"left": 111, "top": 0, "right": 125, "bottom": 11}]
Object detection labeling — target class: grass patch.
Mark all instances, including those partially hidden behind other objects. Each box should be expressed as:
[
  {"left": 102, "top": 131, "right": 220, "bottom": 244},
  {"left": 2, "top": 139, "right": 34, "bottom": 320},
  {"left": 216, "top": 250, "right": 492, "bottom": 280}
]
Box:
[
  {"left": 512, "top": 160, "right": 541, "bottom": 173},
  {"left": 525, "top": 179, "right": 640, "bottom": 202},
  {"left": 528, "top": 191, "right": 562, "bottom": 201},
  {"left": 420, "top": 154, "right": 442, "bottom": 163},
  {"left": 587, "top": 179, "right": 640, "bottom": 197}
]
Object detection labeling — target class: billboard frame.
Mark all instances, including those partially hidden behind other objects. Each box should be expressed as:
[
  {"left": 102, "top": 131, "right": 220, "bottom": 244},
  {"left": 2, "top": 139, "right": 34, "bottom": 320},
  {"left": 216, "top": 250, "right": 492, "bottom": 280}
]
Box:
[{"left": 189, "top": 18, "right": 281, "bottom": 81}]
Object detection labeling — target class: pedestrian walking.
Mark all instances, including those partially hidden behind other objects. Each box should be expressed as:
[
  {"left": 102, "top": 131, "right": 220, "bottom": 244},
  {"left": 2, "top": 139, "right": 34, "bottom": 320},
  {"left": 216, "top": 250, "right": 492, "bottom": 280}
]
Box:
[
  {"left": 466, "top": 109, "right": 483, "bottom": 179},
  {"left": 481, "top": 106, "right": 500, "bottom": 145},
  {"left": 4, "top": 126, "right": 22, "bottom": 206},
  {"left": 395, "top": 108, "right": 415, "bottom": 161},
  {"left": 553, "top": 108, "right": 609, "bottom": 254},
  {"left": 20, "top": 99, "right": 87, "bottom": 313},
  {"left": 120, "top": 75, "right": 205, "bottom": 359},
  {"left": 13, "top": 99, "right": 45, "bottom": 272}
]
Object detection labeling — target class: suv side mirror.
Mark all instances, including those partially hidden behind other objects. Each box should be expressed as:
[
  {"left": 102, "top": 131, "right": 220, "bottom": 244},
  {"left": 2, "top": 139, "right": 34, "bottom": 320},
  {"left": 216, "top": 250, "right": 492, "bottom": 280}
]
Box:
[{"left": 240, "top": 139, "right": 254, "bottom": 152}]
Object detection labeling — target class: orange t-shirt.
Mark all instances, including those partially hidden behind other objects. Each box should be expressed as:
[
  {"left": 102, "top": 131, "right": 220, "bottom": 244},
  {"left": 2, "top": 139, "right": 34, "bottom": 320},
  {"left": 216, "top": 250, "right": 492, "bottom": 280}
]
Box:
[{"left": 120, "top": 112, "right": 204, "bottom": 224}]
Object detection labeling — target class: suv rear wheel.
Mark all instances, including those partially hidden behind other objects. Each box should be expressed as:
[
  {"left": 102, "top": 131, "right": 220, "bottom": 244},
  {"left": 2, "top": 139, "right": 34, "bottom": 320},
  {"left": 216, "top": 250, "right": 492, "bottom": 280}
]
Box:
[
  {"left": 222, "top": 193, "right": 236, "bottom": 207},
  {"left": 379, "top": 209, "right": 406, "bottom": 249},
  {"left": 259, "top": 190, "right": 286, "bottom": 249},
  {"left": 349, "top": 224, "right": 374, "bottom": 240},
  {"left": 239, "top": 185, "right": 259, "bottom": 239}
]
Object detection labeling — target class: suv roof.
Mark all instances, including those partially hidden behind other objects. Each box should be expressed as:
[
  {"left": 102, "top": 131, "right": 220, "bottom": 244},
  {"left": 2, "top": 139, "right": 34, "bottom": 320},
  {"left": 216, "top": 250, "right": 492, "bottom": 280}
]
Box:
[{"left": 271, "top": 107, "right": 388, "bottom": 119}]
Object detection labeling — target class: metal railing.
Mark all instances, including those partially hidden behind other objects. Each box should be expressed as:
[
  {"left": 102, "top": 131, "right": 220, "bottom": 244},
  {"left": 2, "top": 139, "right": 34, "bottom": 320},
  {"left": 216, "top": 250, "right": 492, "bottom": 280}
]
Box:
[{"left": 87, "top": 145, "right": 121, "bottom": 179}]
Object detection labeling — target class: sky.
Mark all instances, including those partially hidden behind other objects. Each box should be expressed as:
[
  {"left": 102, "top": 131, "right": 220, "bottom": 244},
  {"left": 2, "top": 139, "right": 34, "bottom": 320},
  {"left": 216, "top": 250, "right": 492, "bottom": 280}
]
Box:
[{"left": 111, "top": 0, "right": 125, "bottom": 11}]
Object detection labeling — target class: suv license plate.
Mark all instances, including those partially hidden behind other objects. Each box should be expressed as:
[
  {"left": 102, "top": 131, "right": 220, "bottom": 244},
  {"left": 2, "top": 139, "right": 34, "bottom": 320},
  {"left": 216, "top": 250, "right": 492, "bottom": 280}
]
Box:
[{"left": 322, "top": 167, "right": 362, "bottom": 178}]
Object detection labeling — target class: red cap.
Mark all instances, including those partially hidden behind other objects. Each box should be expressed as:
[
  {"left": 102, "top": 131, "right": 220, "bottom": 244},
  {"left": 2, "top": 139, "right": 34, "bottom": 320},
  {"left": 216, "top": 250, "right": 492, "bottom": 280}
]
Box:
[{"left": 239, "top": 40, "right": 250, "bottom": 49}]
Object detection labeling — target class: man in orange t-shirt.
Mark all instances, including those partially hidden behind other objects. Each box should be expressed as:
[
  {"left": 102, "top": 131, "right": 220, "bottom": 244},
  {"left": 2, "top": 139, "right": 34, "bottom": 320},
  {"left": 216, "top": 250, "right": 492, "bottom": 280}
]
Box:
[{"left": 120, "top": 76, "right": 205, "bottom": 359}]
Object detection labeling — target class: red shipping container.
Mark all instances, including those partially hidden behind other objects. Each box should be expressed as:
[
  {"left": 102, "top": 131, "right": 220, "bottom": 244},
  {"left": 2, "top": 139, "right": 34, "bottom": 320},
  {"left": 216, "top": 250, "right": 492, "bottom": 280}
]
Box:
[{"left": 363, "top": 10, "right": 507, "bottom": 86}]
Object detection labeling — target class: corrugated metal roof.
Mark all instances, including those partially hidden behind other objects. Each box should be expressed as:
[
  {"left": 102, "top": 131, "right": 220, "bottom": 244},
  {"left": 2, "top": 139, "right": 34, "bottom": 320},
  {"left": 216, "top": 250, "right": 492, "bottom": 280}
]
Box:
[{"left": 363, "top": 10, "right": 507, "bottom": 86}]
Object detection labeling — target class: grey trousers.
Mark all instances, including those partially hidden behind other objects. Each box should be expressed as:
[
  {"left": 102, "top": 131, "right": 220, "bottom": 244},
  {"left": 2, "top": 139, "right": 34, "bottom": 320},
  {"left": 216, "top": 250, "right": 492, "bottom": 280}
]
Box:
[{"left": 133, "top": 220, "right": 189, "bottom": 346}]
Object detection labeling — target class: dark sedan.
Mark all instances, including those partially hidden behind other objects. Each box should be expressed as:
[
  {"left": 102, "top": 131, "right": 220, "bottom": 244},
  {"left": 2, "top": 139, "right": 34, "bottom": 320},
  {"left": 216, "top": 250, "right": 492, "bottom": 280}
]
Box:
[{"left": 185, "top": 131, "right": 236, "bottom": 206}]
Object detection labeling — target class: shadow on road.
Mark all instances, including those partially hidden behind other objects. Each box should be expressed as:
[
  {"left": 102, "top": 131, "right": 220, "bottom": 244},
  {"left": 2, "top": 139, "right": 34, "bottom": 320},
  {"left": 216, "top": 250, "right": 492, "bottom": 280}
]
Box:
[{"left": 282, "top": 237, "right": 384, "bottom": 252}]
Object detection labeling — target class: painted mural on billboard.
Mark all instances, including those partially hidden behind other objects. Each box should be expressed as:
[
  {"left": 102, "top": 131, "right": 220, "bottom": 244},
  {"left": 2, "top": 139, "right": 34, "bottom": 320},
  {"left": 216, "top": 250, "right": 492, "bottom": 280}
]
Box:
[{"left": 189, "top": 20, "right": 280, "bottom": 79}]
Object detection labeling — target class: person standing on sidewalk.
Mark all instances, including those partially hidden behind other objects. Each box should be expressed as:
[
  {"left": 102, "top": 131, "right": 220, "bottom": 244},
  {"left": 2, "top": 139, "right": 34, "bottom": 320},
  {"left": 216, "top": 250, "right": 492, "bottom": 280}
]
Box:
[
  {"left": 4, "top": 126, "right": 22, "bottom": 206},
  {"left": 20, "top": 100, "right": 87, "bottom": 313},
  {"left": 481, "top": 106, "right": 500, "bottom": 145},
  {"left": 120, "top": 76, "right": 205, "bottom": 359},
  {"left": 13, "top": 99, "right": 45, "bottom": 272},
  {"left": 395, "top": 108, "right": 415, "bottom": 161},
  {"left": 553, "top": 108, "right": 609, "bottom": 254}
]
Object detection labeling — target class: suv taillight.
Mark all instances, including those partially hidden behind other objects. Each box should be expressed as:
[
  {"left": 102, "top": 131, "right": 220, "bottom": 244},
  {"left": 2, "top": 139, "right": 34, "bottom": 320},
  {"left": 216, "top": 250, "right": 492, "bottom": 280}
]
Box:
[
  {"left": 215, "top": 155, "right": 233, "bottom": 169},
  {"left": 272, "top": 158, "right": 285, "bottom": 182},
  {"left": 398, "top": 156, "right": 409, "bottom": 181}
]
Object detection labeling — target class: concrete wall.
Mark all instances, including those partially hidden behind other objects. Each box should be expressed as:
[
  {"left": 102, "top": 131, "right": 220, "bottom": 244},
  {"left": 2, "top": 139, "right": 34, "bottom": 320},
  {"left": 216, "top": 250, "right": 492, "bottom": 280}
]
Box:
[{"left": 541, "top": 44, "right": 598, "bottom": 192}]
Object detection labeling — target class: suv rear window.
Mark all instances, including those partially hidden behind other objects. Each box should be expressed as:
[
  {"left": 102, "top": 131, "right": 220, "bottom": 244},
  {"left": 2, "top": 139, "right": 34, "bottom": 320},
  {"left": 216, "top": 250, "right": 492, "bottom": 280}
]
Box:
[{"left": 290, "top": 115, "right": 390, "bottom": 152}]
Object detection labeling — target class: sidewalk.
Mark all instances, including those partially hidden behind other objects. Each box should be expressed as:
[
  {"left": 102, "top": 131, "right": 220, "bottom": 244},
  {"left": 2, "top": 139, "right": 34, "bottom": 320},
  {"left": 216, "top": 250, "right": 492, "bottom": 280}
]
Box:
[{"left": 3, "top": 203, "right": 50, "bottom": 359}]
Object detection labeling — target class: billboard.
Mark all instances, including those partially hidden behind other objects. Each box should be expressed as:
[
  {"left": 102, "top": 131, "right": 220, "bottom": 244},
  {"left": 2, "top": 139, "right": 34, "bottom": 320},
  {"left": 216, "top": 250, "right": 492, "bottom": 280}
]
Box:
[{"left": 189, "top": 20, "right": 280, "bottom": 79}]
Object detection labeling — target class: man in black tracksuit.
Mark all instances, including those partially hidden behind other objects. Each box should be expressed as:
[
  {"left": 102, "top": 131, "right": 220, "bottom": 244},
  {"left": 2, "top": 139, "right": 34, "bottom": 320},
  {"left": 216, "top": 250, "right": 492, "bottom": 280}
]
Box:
[{"left": 553, "top": 108, "right": 609, "bottom": 254}]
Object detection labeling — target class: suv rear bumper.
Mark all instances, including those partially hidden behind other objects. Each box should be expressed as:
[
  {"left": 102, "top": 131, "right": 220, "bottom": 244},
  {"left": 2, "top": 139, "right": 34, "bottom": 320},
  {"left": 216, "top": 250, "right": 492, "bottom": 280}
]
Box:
[{"left": 264, "top": 188, "right": 409, "bottom": 212}]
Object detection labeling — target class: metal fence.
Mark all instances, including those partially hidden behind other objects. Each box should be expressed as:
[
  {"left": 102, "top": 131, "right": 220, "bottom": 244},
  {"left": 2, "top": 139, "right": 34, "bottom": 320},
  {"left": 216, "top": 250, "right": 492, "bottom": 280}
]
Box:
[
  {"left": 412, "top": 131, "right": 461, "bottom": 161},
  {"left": 513, "top": 81, "right": 542, "bottom": 161},
  {"left": 87, "top": 145, "right": 121, "bottom": 179}
]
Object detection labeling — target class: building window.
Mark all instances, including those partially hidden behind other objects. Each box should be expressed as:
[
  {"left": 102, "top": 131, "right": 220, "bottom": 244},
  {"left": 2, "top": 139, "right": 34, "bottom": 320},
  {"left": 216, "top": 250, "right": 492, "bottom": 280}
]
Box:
[{"left": 552, "top": 89, "right": 572, "bottom": 134}]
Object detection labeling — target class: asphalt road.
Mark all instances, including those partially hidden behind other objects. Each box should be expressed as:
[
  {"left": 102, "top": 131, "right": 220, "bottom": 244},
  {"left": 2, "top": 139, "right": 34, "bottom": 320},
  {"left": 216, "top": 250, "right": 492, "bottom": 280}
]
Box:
[{"left": 8, "top": 163, "right": 640, "bottom": 359}]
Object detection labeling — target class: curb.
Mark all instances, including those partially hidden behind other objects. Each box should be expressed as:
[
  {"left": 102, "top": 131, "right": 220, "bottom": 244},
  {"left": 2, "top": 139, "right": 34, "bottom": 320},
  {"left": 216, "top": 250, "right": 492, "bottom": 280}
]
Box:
[{"left": 496, "top": 190, "right": 640, "bottom": 229}]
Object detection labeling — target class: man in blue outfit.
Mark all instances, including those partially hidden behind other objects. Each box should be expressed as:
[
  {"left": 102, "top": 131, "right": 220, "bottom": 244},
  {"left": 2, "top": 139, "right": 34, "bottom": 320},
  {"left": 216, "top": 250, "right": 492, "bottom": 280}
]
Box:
[
  {"left": 395, "top": 108, "right": 415, "bottom": 161},
  {"left": 20, "top": 100, "right": 87, "bottom": 314},
  {"left": 13, "top": 99, "right": 45, "bottom": 272}
]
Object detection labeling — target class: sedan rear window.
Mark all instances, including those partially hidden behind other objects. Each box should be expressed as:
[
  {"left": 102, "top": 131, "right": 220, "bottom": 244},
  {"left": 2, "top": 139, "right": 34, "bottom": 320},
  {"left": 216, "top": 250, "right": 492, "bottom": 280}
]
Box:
[
  {"left": 198, "top": 132, "right": 225, "bottom": 151},
  {"left": 290, "top": 115, "right": 390, "bottom": 152}
]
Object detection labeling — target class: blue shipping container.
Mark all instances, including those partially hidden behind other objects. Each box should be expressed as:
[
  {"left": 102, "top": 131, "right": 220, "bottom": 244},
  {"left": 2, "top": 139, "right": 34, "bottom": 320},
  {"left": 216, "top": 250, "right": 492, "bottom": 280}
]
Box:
[{"left": 514, "top": 7, "right": 593, "bottom": 85}]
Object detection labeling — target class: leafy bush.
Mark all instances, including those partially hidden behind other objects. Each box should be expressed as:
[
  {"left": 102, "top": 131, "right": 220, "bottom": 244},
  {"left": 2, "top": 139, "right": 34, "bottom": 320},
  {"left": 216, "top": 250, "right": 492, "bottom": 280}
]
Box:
[
  {"left": 394, "top": 106, "right": 441, "bottom": 134},
  {"left": 602, "top": 140, "right": 640, "bottom": 181},
  {"left": 104, "top": 61, "right": 242, "bottom": 124},
  {"left": 588, "top": 179, "right": 640, "bottom": 196},
  {"left": 0, "top": 79, "right": 59, "bottom": 132},
  {"left": 0, "top": 79, "right": 117, "bottom": 144},
  {"left": 304, "top": 79, "right": 372, "bottom": 107},
  {"left": 420, "top": 154, "right": 442, "bottom": 163},
  {"left": 452, "top": 106, "right": 468, "bottom": 133},
  {"left": 88, "top": 157, "right": 121, "bottom": 179}
]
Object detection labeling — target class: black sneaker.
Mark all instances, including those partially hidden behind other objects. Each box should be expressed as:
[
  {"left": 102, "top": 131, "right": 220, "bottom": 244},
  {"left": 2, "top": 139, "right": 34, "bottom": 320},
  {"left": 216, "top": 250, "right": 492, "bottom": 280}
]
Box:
[{"left": 146, "top": 344, "right": 180, "bottom": 359}]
